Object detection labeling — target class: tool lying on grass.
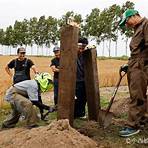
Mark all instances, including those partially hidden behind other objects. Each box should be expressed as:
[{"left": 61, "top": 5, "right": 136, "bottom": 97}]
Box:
[
  {"left": 98, "top": 66, "right": 127, "bottom": 128},
  {"left": 41, "top": 106, "right": 56, "bottom": 121}
]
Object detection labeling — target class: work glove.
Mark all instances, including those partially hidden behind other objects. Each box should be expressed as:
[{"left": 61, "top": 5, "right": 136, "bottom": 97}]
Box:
[
  {"left": 85, "top": 45, "right": 96, "bottom": 50},
  {"left": 120, "top": 64, "right": 128, "bottom": 73}
]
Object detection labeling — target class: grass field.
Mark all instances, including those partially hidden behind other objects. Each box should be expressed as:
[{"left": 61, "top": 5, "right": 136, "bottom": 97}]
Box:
[{"left": 0, "top": 55, "right": 127, "bottom": 107}]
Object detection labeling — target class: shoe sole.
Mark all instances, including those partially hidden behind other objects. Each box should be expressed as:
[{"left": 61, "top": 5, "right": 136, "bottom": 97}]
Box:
[{"left": 120, "top": 130, "right": 140, "bottom": 137}]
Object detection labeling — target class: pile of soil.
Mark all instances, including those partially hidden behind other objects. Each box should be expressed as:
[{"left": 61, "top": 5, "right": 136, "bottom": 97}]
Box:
[{"left": 0, "top": 119, "right": 98, "bottom": 148}]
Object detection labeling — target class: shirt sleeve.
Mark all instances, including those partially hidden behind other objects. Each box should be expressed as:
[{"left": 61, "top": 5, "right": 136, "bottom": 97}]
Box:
[
  {"left": 50, "top": 58, "right": 56, "bottom": 67},
  {"left": 27, "top": 86, "right": 38, "bottom": 101},
  {"left": 27, "top": 59, "right": 34, "bottom": 68},
  {"left": 7, "top": 59, "right": 15, "bottom": 69}
]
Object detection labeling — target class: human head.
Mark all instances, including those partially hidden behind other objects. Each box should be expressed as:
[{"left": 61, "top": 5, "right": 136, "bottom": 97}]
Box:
[
  {"left": 17, "top": 47, "right": 26, "bottom": 60},
  {"left": 119, "top": 9, "right": 140, "bottom": 28},
  {"left": 53, "top": 46, "right": 60, "bottom": 58},
  {"left": 78, "top": 37, "right": 88, "bottom": 53}
]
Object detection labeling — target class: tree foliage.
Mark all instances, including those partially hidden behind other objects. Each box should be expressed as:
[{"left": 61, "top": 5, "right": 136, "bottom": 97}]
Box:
[{"left": 0, "top": 1, "right": 135, "bottom": 56}]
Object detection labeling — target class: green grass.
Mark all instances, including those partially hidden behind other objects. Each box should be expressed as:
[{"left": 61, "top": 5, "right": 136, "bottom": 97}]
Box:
[{"left": 100, "top": 96, "right": 110, "bottom": 108}]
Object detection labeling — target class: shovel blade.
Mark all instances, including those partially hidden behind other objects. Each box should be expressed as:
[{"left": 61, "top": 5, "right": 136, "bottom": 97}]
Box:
[{"left": 98, "top": 110, "right": 114, "bottom": 128}]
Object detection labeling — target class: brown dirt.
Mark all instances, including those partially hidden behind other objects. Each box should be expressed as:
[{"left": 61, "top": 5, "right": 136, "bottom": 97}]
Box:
[
  {"left": 0, "top": 119, "right": 98, "bottom": 148},
  {"left": 100, "top": 86, "right": 130, "bottom": 116}
]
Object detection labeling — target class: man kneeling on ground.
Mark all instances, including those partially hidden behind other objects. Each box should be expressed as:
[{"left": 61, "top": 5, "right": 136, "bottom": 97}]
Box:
[{"left": 1, "top": 72, "right": 53, "bottom": 129}]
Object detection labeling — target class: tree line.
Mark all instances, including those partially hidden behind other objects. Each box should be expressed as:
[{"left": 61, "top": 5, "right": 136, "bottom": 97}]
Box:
[{"left": 0, "top": 1, "right": 135, "bottom": 56}]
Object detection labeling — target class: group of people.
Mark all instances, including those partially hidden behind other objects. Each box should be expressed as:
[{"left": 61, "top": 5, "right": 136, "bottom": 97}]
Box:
[
  {"left": 2, "top": 47, "right": 55, "bottom": 129},
  {"left": 1, "top": 8, "right": 148, "bottom": 138},
  {"left": 1, "top": 37, "right": 89, "bottom": 130},
  {"left": 50, "top": 37, "right": 88, "bottom": 118}
]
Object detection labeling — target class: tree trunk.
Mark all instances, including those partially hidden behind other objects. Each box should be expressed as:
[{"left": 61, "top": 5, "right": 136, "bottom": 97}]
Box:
[
  {"left": 115, "top": 40, "right": 117, "bottom": 57},
  {"left": 108, "top": 39, "right": 111, "bottom": 57},
  {"left": 9, "top": 46, "right": 11, "bottom": 55},
  {"left": 31, "top": 45, "right": 33, "bottom": 55},
  {"left": 42, "top": 46, "right": 44, "bottom": 56},
  {"left": 102, "top": 41, "right": 105, "bottom": 56},
  {"left": 125, "top": 38, "right": 128, "bottom": 56},
  {"left": 46, "top": 47, "right": 49, "bottom": 56},
  {"left": 37, "top": 45, "right": 39, "bottom": 56}
]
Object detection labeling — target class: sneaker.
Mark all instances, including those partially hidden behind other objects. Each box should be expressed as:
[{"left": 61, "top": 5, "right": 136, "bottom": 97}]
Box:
[
  {"left": 79, "top": 115, "right": 87, "bottom": 119},
  {"left": 119, "top": 127, "right": 140, "bottom": 137},
  {"left": 48, "top": 107, "right": 55, "bottom": 113}
]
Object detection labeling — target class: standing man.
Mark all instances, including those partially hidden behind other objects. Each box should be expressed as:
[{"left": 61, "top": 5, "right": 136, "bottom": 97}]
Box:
[
  {"left": 50, "top": 46, "right": 60, "bottom": 107},
  {"left": 119, "top": 9, "right": 148, "bottom": 137},
  {"left": 5, "top": 47, "right": 38, "bottom": 84},
  {"left": 74, "top": 37, "right": 88, "bottom": 118}
]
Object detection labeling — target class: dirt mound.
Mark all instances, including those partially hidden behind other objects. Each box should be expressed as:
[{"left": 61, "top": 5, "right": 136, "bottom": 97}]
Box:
[{"left": 0, "top": 119, "right": 98, "bottom": 148}]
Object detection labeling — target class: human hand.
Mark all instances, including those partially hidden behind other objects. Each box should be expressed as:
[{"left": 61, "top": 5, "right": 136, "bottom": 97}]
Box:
[
  {"left": 85, "top": 45, "right": 96, "bottom": 50},
  {"left": 120, "top": 64, "right": 128, "bottom": 73}
]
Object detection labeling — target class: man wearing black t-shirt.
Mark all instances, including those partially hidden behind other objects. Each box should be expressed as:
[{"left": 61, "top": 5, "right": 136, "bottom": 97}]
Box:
[
  {"left": 5, "top": 47, "right": 38, "bottom": 84},
  {"left": 50, "top": 46, "right": 60, "bottom": 107}
]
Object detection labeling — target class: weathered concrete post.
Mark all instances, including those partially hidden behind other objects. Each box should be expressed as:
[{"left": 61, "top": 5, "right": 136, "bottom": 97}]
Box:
[
  {"left": 83, "top": 48, "right": 100, "bottom": 121},
  {"left": 57, "top": 25, "right": 79, "bottom": 126}
]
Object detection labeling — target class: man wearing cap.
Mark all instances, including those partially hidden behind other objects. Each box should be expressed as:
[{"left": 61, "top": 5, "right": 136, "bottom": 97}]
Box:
[
  {"left": 1, "top": 73, "right": 53, "bottom": 129},
  {"left": 50, "top": 46, "right": 60, "bottom": 107},
  {"left": 5, "top": 47, "right": 38, "bottom": 84},
  {"left": 74, "top": 37, "right": 88, "bottom": 118},
  {"left": 119, "top": 9, "right": 148, "bottom": 137}
]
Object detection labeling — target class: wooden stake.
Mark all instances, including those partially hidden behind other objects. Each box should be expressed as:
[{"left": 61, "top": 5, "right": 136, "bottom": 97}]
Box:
[
  {"left": 57, "top": 25, "right": 79, "bottom": 126},
  {"left": 83, "top": 48, "right": 100, "bottom": 121}
]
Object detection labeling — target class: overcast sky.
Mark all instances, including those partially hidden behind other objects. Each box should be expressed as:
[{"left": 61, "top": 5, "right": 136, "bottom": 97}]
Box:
[{"left": 0, "top": 0, "right": 147, "bottom": 29}]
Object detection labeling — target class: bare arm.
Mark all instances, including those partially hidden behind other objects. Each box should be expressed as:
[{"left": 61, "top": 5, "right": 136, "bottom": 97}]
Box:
[
  {"left": 31, "top": 65, "right": 39, "bottom": 74},
  {"left": 50, "top": 65, "right": 59, "bottom": 72},
  {"left": 5, "top": 65, "right": 13, "bottom": 77}
]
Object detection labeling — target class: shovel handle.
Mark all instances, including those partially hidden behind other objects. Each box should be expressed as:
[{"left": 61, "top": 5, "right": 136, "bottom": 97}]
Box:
[{"left": 106, "top": 71, "right": 126, "bottom": 113}]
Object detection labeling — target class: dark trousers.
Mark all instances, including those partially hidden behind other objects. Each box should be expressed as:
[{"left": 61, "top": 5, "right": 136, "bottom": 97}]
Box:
[
  {"left": 74, "top": 81, "right": 87, "bottom": 118},
  {"left": 53, "top": 78, "right": 59, "bottom": 105},
  {"left": 127, "top": 58, "right": 148, "bottom": 128}
]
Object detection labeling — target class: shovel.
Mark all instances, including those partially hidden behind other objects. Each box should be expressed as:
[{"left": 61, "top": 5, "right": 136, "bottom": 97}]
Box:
[{"left": 98, "top": 70, "right": 126, "bottom": 128}]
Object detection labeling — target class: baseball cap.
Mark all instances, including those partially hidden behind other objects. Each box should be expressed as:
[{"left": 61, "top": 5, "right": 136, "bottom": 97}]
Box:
[
  {"left": 119, "top": 9, "right": 139, "bottom": 27},
  {"left": 53, "top": 46, "right": 60, "bottom": 52},
  {"left": 17, "top": 47, "right": 26, "bottom": 53}
]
